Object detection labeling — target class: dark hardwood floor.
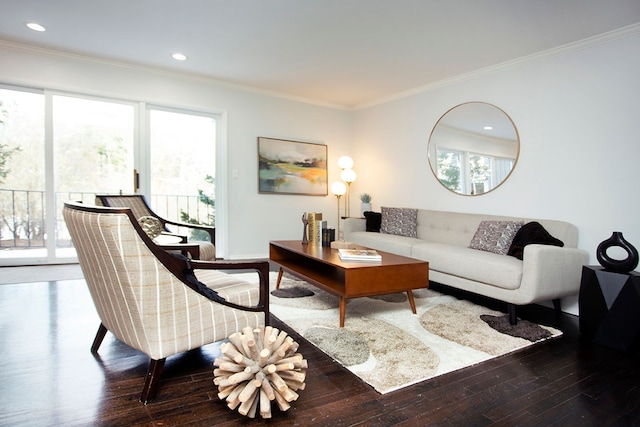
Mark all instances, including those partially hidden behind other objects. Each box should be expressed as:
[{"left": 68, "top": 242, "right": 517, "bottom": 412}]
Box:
[{"left": 1, "top": 276, "right": 639, "bottom": 426}]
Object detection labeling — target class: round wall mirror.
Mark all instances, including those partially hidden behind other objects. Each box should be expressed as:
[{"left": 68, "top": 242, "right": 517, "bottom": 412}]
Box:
[{"left": 428, "top": 102, "right": 519, "bottom": 196}]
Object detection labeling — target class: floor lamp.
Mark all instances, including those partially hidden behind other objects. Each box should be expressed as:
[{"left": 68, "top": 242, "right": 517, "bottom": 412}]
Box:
[
  {"left": 340, "top": 168, "right": 356, "bottom": 217},
  {"left": 330, "top": 181, "right": 354, "bottom": 249},
  {"left": 330, "top": 181, "right": 346, "bottom": 238},
  {"left": 338, "top": 155, "right": 356, "bottom": 218}
]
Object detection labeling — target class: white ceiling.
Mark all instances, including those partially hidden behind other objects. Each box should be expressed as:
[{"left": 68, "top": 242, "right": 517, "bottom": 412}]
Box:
[{"left": 1, "top": 0, "right": 640, "bottom": 109}]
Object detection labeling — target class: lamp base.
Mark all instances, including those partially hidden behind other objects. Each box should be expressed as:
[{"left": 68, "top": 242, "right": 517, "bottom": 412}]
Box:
[{"left": 330, "top": 240, "right": 357, "bottom": 249}]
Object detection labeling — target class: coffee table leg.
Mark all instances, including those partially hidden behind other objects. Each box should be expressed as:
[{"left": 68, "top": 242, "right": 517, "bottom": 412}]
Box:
[
  {"left": 340, "top": 297, "right": 346, "bottom": 328},
  {"left": 276, "top": 267, "right": 284, "bottom": 289},
  {"left": 407, "top": 290, "right": 417, "bottom": 314}
]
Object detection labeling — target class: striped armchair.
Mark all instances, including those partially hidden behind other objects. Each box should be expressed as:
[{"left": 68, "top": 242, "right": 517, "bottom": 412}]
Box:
[
  {"left": 96, "top": 194, "right": 216, "bottom": 261},
  {"left": 63, "top": 202, "right": 269, "bottom": 403}
]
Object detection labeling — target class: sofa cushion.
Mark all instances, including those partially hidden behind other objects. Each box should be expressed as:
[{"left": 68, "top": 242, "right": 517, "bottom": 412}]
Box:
[
  {"left": 469, "top": 220, "right": 523, "bottom": 255},
  {"left": 380, "top": 207, "right": 418, "bottom": 238},
  {"left": 348, "top": 231, "right": 418, "bottom": 257},
  {"left": 411, "top": 242, "right": 523, "bottom": 290},
  {"left": 363, "top": 211, "right": 382, "bottom": 232},
  {"left": 507, "top": 221, "right": 564, "bottom": 260}
]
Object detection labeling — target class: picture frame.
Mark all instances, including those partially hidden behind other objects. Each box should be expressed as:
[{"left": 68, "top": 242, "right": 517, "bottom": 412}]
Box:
[{"left": 258, "top": 137, "right": 328, "bottom": 195}]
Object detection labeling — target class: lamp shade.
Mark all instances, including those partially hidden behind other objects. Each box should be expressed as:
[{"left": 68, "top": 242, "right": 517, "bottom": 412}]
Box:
[
  {"left": 340, "top": 168, "right": 357, "bottom": 183},
  {"left": 331, "top": 181, "right": 347, "bottom": 196},
  {"left": 337, "top": 155, "right": 354, "bottom": 170}
]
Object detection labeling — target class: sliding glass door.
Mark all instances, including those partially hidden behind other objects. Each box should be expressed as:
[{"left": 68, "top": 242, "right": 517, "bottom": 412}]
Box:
[
  {"left": 147, "top": 108, "right": 216, "bottom": 229},
  {"left": 0, "top": 86, "right": 220, "bottom": 265}
]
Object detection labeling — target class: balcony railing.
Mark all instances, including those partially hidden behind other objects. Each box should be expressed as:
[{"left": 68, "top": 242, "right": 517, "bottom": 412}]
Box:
[{"left": 0, "top": 189, "right": 214, "bottom": 250}]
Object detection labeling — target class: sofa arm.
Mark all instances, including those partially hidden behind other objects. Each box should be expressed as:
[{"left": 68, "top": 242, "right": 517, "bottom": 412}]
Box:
[
  {"left": 343, "top": 217, "right": 366, "bottom": 240},
  {"left": 519, "top": 244, "right": 590, "bottom": 303}
]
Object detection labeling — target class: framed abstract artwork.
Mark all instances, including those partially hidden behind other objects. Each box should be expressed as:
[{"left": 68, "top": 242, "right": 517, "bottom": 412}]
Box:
[{"left": 258, "top": 137, "right": 328, "bottom": 195}]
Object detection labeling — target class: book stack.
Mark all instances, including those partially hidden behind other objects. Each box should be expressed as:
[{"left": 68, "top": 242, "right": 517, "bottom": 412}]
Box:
[
  {"left": 307, "top": 212, "right": 323, "bottom": 246},
  {"left": 322, "top": 227, "right": 335, "bottom": 247},
  {"left": 306, "top": 212, "right": 337, "bottom": 247},
  {"left": 338, "top": 249, "right": 382, "bottom": 262},
  {"left": 317, "top": 219, "right": 327, "bottom": 245}
]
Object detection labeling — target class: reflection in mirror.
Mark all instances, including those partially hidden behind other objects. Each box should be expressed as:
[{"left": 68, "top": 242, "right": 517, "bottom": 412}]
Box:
[{"left": 428, "top": 102, "right": 519, "bottom": 195}]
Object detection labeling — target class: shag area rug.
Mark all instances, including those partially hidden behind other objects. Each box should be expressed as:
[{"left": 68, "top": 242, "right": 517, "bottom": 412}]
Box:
[{"left": 237, "top": 272, "right": 562, "bottom": 394}]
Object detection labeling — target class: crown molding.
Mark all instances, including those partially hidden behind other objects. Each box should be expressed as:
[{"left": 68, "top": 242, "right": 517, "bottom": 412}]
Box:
[
  {"left": 0, "top": 39, "right": 350, "bottom": 111},
  {"left": 354, "top": 22, "right": 640, "bottom": 110}
]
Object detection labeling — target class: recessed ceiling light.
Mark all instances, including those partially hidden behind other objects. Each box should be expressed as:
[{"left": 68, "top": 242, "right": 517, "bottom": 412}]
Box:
[
  {"left": 483, "top": 126, "right": 493, "bottom": 131},
  {"left": 26, "top": 22, "right": 46, "bottom": 32},
  {"left": 172, "top": 53, "right": 187, "bottom": 61}
]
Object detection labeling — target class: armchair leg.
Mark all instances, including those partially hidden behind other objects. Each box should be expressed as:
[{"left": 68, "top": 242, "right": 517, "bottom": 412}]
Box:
[
  {"left": 508, "top": 304, "right": 517, "bottom": 325},
  {"left": 91, "top": 323, "right": 108, "bottom": 354},
  {"left": 140, "top": 358, "right": 166, "bottom": 404}
]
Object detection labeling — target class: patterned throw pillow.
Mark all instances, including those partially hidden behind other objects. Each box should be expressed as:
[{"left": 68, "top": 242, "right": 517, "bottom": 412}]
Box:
[
  {"left": 138, "top": 215, "right": 163, "bottom": 239},
  {"left": 469, "top": 220, "right": 524, "bottom": 255},
  {"left": 380, "top": 207, "right": 418, "bottom": 238}
]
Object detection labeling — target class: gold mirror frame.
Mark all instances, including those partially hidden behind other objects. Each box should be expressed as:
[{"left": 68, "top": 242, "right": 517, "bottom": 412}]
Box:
[{"left": 428, "top": 102, "right": 519, "bottom": 196}]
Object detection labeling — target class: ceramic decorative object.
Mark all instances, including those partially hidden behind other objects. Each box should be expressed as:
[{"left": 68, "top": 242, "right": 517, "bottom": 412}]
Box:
[
  {"left": 360, "top": 193, "right": 372, "bottom": 217},
  {"left": 596, "top": 231, "right": 639, "bottom": 273}
]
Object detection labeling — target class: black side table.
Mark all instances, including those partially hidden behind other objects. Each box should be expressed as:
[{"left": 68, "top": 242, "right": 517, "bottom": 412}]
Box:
[{"left": 579, "top": 265, "right": 640, "bottom": 351}]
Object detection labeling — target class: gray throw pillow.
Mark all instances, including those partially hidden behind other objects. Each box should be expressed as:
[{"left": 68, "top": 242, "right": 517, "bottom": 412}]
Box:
[
  {"left": 469, "top": 220, "right": 524, "bottom": 255},
  {"left": 380, "top": 207, "right": 418, "bottom": 238}
]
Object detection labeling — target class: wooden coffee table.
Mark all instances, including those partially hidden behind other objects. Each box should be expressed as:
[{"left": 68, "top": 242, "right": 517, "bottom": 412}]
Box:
[{"left": 269, "top": 240, "right": 429, "bottom": 327}]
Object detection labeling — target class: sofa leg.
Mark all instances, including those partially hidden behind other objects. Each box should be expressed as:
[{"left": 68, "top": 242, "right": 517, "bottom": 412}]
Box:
[
  {"left": 508, "top": 304, "right": 517, "bottom": 325},
  {"left": 552, "top": 298, "right": 562, "bottom": 321}
]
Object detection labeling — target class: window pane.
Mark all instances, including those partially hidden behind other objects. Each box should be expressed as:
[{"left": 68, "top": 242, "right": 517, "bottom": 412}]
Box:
[
  {"left": 53, "top": 95, "right": 134, "bottom": 253},
  {"left": 494, "top": 157, "right": 513, "bottom": 186},
  {"left": 149, "top": 109, "right": 216, "bottom": 234},
  {"left": 436, "top": 149, "right": 462, "bottom": 193},
  {"left": 469, "top": 154, "right": 491, "bottom": 195},
  {"left": 0, "top": 89, "right": 45, "bottom": 254}
]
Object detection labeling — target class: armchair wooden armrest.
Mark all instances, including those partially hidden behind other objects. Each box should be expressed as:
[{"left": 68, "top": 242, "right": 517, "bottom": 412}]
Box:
[
  {"left": 163, "top": 218, "right": 215, "bottom": 245},
  {"left": 157, "top": 242, "right": 200, "bottom": 260},
  {"left": 187, "top": 259, "right": 270, "bottom": 315}
]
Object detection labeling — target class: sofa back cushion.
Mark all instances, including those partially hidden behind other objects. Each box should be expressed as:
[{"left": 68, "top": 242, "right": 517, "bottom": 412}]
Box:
[{"left": 416, "top": 210, "right": 579, "bottom": 248}]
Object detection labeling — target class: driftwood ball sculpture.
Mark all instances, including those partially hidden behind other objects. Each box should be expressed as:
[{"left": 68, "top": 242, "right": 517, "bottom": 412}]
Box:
[{"left": 213, "top": 326, "right": 308, "bottom": 419}]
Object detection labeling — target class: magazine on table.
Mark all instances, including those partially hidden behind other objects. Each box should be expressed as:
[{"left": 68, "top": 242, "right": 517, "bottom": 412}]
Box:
[{"left": 338, "top": 248, "right": 382, "bottom": 261}]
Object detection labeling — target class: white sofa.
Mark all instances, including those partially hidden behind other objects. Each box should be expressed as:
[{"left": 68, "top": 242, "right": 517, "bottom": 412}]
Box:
[{"left": 343, "top": 209, "right": 589, "bottom": 323}]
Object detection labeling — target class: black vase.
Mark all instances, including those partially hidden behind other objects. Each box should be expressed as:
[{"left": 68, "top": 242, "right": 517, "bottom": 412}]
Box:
[{"left": 596, "top": 231, "right": 639, "bottom": 273}]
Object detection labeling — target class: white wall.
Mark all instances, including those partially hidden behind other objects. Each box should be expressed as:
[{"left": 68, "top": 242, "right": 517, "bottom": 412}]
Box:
[
  {"left": 0, "top": 43, "right": 353, "bottom": 259},
  {"left": 352, "top": 31, "right": 640, "bottom": 314}
]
